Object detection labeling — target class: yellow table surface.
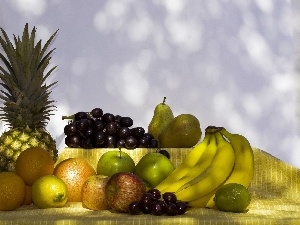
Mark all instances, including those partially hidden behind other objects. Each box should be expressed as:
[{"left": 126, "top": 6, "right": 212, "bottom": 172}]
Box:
[{"left": 1, "top": 147, "right": 300, "bottom": 225}]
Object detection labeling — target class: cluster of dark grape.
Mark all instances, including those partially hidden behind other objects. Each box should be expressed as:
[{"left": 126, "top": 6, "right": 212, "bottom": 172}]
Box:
[
  {"left": 63, "top": 108, "right": 159, "bottom": 149},
  {"left": 128, "top": 189, "right": 188, "bottom": 216}
]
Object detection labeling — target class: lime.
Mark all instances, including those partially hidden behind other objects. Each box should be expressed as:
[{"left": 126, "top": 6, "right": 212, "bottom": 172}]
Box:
[
  {"left": 214, "top": 183, "right": 251, "bottom": 213},
  {"left": 32, "top": 175, "right": 68, "bottom": 209}
]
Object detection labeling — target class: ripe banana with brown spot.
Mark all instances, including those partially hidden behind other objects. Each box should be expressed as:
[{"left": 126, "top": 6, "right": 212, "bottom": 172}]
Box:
[
  {"left": 206, "top": 128, "right": 254, "bottom": 209},
  {"left": 159, "top": 133, "right": 217, "bottom": 193},
  {"left": 175, "top": 131, "right": 235, "bottom": 202},
  {"left": 155, "top": 132, "right": 211, "bottom": 192}
]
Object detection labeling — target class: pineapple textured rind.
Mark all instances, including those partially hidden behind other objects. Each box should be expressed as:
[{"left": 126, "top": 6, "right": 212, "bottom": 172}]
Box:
[{"left": 0, "top": 127, "right": 57, "bottom": 172}]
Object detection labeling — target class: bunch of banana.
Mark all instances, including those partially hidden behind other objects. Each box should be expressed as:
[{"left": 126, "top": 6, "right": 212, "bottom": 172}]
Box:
[{"left": 154, "top": 126, "right": 255, "bottom": 209}]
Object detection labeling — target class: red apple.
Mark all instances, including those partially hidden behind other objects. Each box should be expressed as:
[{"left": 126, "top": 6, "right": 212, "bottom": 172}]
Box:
[
  {"left": 82, "top": 175, "right": 110, "bottom": 210},
  {"left": 105, "top": 172, "right": 146, "bottom": 213}
]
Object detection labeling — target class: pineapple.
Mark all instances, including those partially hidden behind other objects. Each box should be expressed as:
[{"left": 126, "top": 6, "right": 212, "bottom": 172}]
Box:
[{"left": 0, "top": 23, "right": 58, "bottom": 172}]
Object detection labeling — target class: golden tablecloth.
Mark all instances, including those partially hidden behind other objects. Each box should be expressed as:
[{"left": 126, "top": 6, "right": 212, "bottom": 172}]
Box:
[{"left": 0, "top": 147, "right": 300, "bottom": 225}]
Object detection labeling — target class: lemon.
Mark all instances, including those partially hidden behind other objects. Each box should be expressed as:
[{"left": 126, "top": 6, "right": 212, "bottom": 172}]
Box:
[
  {"left": 214, "top": 183, "right": 251, "bottom": 213},
  {"left": 32, "top": 175, "right": 68, "bottom": 209}
]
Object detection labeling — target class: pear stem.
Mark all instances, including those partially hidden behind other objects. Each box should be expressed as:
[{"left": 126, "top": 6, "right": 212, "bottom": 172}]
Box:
[{"left": 163, "top": 97, "right": 166, "bottom": 104}]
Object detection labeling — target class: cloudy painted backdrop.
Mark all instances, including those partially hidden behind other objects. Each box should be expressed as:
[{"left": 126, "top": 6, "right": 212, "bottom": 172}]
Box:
[{"left": 1, "top": 0, "right": 300, "bottom": 166}]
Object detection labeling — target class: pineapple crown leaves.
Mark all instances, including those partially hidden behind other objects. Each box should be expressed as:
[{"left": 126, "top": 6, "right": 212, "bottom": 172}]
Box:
[{"left": 0, "top": 23, "right": 59, "bottom": 129}]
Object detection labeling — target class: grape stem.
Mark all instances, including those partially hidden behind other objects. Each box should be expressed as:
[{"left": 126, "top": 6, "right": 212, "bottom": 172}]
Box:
[{"left": 62, "top": 115, "right": 75, "bottom": 120}]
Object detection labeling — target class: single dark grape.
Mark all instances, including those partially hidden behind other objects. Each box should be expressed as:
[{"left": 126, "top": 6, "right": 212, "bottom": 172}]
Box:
[
  {"left": 76, "top": 119, "right": 90, "bottom": 132},
  {"left": 94, "top": 119, "right": 105, "bottom": 131},
  {"left": 105, "top": 122, "right": 120, "bottom": 135},
  {"left": 91, "top": 108, "right": 103, "bottom": 118},
  {"left": 87, "top": 118, "right": 95, "bottom": 127},
  {"left": 128, "top": 201, "right": 142, "bottom": 215},
  {"left": 138, "top": 137, "right": 149, "bottom": 147},
  {"left": 141, "top": 204, "right": 152, "bottom": 214},
  {"left": 158, "top": 149, "right": 170, "bottom": 159},
  {"left": 147, "top": 189, "right": 161, "bottom": 200},
  {"left": 85, "top": 127, "right": 94, "bottom": 137},
  {"left": 105, "top": 135, "right": 117, "bottom": 148},
  {"left": 118, "top": 127, "right": 131, "bottom": 139},
  {"left": 102, "top": 113, "right": 115, "bottom": 124},
  {"left": 125, "top": 136, "right": 137, "bottom": 149},
  {"left": 162, "top": 192, "right": 177, "bottom": 203},
  {"left": 143, "top": 132, "right": 154, "bottom": 140},
  {"left": 114, "top": 115, "right": 122, "bottom": 123},
  {"left": 165, "top": 202, "right": 178, "bottom": 216},
  {"left": 152, "top": 200, "right": 165, "bottom": 216},
  {"left": 148, "top": 139, "right": 159, "bottom": 148},
  {"left": 176, "top": 201, "right": 188, "bottom": 215},
  {"left": 116, "top": 139, "right": 125, "bottom": 148},
  {"left": 64, "top": 123, "right": 77, "bottom": 136},
  {"left": 80, "top": 137, "right": 93, "bottom": 149},
  {"left": 131, "top": 127, "right": 145, "bottom": 138},
  {"left": 74, "top": 111, "right": 88, "bottom": 121},
  {"left": 120, "top": 117, "right": 133, "bottom": 127},
  {"left": 94, "top": 131, "right": 106, "bottom": 146},
  {"left": 65, "top": 135, "right": 81, "bottom": 148},
  {"left": 140, "top": 193, "right": 155, "bottom": 207}
]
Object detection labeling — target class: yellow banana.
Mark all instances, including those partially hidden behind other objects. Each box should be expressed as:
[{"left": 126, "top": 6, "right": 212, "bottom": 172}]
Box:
[
  {"left": 155, "top": 132, "right": 211, "bottom": 192},
  {"left": 160, "top": 133, "right": 217, "bottom": 193},
  {"left": 175, "top": 131, "right": 235, "bottom": 202},
  {"left": 206, "top": 128, "right": 254, "bottom": 208},
  {"left": 187, "top": 188, "right": 218, "bottom": 208}
]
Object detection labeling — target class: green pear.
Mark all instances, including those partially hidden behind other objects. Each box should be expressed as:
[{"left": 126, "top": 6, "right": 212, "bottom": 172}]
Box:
[
  {"left": 148, "top": 97, "right": 174, "bottom": 141},
  {"left": 158, "top": 114, "right": 202, "bottom": 148}
]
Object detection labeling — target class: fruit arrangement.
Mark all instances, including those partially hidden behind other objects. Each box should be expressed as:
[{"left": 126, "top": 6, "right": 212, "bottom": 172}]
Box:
[
  {"left": 63, "top": 109, "right": 159, "bottom": 149},
  {"left": 0, "top": 24, "right": 254, "bottom": 216},
  {"left": 155, "top": 126, "right": 254, "bottom": 211}
]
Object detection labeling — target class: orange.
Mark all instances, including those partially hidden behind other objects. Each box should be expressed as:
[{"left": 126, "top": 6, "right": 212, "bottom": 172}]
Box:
[
  {"left": 15, "top": 147, "right": 54, "bottom": 185},
  {"left": 53, "top": 158, "right": 96, "bottom": 202},
  {"left": 22, "top": 185, "right": 32, "bottom": 205},
  {"left": 0, "top": 172, "right": 26, "bottom": 210}
]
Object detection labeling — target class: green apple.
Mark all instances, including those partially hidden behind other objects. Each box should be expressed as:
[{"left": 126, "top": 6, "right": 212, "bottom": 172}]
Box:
[
  {"left": 97, "top": 150, "right": 135, "bottom": 177},
  {"left": 134, "top": 152, "right": 174, "bottom": 188}
]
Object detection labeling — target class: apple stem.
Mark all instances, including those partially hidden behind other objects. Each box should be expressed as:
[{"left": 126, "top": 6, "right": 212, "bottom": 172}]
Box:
[{"left": 118, "top": 147, "right": 122, "bottom": 159}]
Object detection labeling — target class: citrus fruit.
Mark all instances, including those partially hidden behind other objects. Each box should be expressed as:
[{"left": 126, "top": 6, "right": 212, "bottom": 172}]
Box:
[
  {"left": 0, "top": 172, "right": 26, "bottom": 210},
  {"left": 53, "top": 158, "right": 96, "bottom": 202},
  {"left": 32, "top": 175, "right": 68, "bottom": 209},
  {"left": 214, "top": 183, "right": 251, "bottom": 213},
  {"left": 22, "top": 185, "right": 33, "bottom": 205},
  {"left": 15, "top": 147, "right": 55, "bottom": 185}
]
